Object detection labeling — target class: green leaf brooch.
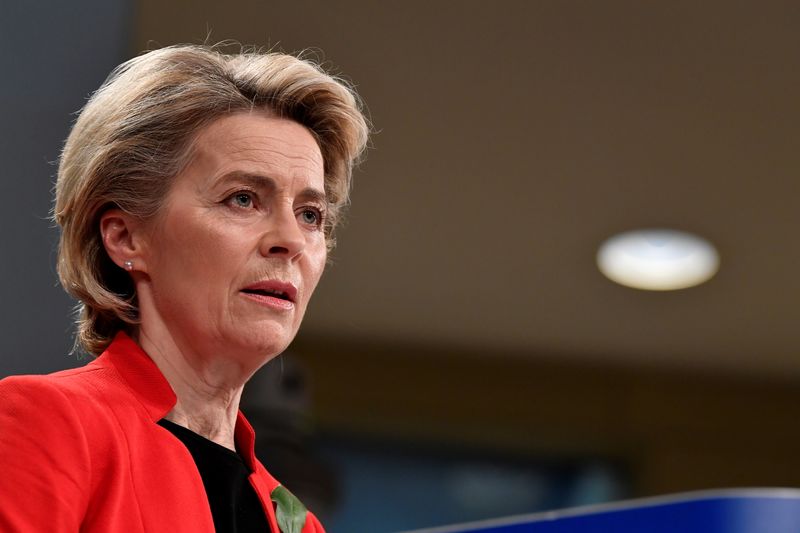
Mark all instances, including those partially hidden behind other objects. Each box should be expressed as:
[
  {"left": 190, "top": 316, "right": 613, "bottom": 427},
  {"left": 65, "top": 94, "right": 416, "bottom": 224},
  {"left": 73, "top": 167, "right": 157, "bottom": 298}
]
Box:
[{"left": 271, "top": 485, "right": 308, "bottom": 533}]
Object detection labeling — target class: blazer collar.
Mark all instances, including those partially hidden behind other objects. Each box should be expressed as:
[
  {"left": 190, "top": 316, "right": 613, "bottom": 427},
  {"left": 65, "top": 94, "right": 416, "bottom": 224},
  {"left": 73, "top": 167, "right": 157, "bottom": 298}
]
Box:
[
  {"left": 97, "top": 331, "right": 177, "bottom": 422},
  {"left": 94, "top": 331, "right": 261, "bottom": 471}
]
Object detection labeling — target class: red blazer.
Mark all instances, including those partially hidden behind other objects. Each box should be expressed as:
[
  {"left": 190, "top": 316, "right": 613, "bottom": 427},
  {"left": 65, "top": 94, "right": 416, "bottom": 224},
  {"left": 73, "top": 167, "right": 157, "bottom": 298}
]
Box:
[{"left": 0, "top": 332, "right": 324, "bottom": 532}]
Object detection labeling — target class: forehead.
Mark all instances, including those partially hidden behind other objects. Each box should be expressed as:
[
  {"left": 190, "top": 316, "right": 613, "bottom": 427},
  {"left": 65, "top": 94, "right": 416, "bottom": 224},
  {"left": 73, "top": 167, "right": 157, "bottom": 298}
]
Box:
[{"left": 186, "top": 112, "right": 324, "bottom": 190}]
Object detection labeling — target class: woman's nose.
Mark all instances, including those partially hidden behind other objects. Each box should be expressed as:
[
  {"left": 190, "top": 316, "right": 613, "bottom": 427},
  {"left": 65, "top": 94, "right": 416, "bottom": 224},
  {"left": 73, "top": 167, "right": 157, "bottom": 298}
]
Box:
[{"left": 259, "top": 209, "right": 305, "bottom": 259}]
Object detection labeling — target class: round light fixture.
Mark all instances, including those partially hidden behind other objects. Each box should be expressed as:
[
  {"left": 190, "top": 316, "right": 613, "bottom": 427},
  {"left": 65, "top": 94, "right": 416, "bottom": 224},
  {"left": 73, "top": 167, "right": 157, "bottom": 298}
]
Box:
[{"left": 597, "top": 229, "right": 719, "bottom": 291}]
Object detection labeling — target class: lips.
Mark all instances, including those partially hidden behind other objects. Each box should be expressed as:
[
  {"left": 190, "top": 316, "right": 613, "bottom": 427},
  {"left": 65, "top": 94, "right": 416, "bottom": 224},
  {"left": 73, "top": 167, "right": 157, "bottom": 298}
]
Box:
[{"left": 240, "top": 280, "right": 298, "bottom": 303}]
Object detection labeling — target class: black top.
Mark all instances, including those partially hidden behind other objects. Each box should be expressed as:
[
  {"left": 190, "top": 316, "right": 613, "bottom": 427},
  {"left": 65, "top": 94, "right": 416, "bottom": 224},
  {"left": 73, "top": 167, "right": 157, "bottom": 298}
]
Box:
[{"left": 158, "top": 419, "right": 271, "bottom": 532}]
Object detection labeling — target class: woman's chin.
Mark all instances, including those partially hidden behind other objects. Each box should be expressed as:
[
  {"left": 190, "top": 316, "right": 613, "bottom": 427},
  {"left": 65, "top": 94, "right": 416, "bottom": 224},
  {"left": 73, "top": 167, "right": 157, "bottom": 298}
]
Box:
[{"left": 229, "top": 328, "right": 296, "bottom": 362}]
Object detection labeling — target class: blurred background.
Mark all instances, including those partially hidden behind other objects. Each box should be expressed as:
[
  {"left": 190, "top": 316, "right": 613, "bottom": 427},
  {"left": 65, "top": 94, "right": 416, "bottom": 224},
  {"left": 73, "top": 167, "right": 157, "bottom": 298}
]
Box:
[{"left": 3, "top": 1, "right": 800, "bottom": 531}]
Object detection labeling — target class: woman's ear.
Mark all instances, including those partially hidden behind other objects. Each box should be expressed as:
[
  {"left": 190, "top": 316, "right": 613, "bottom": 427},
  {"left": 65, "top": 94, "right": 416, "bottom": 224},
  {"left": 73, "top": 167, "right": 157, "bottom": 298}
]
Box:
[{"left": 99, "top": 209, "right": 149, "bottom": 273}]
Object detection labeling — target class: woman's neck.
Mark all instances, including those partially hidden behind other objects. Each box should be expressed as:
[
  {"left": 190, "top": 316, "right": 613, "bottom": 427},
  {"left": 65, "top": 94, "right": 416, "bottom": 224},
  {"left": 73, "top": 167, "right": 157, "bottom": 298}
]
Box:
[
  {"left": 136, "top": 326, "right": 249, "bottom": 452},
  {"left": 164, "top": 392, "right": 243, "bottom": 452}
]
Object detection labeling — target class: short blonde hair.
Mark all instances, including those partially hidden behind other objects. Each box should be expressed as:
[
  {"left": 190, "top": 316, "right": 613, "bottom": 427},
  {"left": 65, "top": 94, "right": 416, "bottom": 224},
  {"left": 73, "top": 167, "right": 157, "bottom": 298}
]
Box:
[{"left": 54, "top": 44, "right": 369, "bottom": 356}]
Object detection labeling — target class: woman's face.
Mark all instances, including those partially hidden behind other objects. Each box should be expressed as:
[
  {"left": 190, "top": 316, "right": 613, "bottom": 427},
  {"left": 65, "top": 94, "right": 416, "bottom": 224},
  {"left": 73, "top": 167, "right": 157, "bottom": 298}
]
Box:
[{"left": 139, "top": 112, "right": 327, "bottom": 366}]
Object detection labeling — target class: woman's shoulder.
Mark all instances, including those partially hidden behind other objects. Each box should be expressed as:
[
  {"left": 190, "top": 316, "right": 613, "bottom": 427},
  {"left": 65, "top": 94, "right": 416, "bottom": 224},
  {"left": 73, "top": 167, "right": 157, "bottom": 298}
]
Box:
[
  {"left": 0, "top": 360, "right": 111, "bottom": 411},
  {"left": 0, "top": 353, "right": 153, "bottom": 440},
  {"left": 0, "top": 358, "right": 157, "bottom": 483},
  {"left": 0, "top": 368, "right": 96, "bottom": 484},
  {"left": 0, "top": 365, "right": 111, "bottom": 529},
  {"left": 1, "top": 336, "right": 176, "bottom": 436},
  {"left": 0, "top": 364, "right": 112, "bottom": 438}
]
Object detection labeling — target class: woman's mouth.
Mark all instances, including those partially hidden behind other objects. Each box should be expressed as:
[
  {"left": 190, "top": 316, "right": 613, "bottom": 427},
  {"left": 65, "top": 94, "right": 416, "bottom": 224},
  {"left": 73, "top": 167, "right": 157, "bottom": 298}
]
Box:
[
  {"left": 241, "top": 287, "right": 291, "bottom": 300},
  {"left": 240, "top": 280, "right": 297, "bottom": 310}
]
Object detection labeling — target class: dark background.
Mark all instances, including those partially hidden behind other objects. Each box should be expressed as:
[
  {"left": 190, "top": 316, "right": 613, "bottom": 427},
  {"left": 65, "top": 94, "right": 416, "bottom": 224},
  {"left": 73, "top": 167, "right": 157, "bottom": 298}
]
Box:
[{"left": 1, "top": 1, "right": 131, "bottom": 373}]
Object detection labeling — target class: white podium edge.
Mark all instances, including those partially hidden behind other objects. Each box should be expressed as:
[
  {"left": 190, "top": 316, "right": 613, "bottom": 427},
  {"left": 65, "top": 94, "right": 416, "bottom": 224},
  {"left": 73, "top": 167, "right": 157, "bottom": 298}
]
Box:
[{"left": 398, "top": 487, "right": 800, "bottom": 533}]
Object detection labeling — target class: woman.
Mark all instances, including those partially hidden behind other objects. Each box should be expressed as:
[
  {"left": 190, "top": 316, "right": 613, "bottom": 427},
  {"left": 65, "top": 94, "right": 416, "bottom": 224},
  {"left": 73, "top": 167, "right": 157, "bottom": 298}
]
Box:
[{"left": 0, "top": 45, "right": 368, "bottom": 532}]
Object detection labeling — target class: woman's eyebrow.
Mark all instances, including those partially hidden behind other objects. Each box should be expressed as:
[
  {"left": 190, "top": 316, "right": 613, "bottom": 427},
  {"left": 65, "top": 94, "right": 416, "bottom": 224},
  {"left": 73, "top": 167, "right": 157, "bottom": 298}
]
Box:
[
  {"left": 218, "top": 171, "right": 328, "bottom": 204},
  {"left": 217, "top": 171, "right": 276, "bottom": 192},
  {"left": 297, "top": 187, "right": 328, "bottom": 205}
]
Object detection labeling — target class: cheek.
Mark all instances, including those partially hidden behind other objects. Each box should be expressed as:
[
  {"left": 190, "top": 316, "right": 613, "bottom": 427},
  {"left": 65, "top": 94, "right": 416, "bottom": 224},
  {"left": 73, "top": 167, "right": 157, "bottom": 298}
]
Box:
[
  {"left": 301, "top": 244, "right": 327, "bottom": 302},
  {"left": 149, "top": 218, "right": 242, "bottom": 294}
]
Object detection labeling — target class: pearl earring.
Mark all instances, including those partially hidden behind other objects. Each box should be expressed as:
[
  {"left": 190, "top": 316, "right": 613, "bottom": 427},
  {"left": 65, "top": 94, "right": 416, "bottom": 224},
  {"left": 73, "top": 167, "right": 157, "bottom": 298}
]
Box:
[{"left": 124, "top": 260, "right": 133, "bottom": 271}]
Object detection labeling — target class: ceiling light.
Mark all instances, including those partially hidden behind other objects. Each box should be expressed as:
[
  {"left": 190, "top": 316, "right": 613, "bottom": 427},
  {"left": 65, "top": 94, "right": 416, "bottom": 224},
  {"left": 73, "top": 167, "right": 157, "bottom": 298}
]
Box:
[{"left": 597, "top": 229, "right": 719, "bottom": 291}]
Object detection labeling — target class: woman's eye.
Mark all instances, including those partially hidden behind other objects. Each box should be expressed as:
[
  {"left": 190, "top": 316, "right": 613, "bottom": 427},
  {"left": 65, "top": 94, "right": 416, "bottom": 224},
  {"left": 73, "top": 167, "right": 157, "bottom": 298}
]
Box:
[
  {"left": 299, "top": 208, "right": 323, "bottom": 227},
  {"left": 228, "top": 192, "right": 254, "bottom": 209}
]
